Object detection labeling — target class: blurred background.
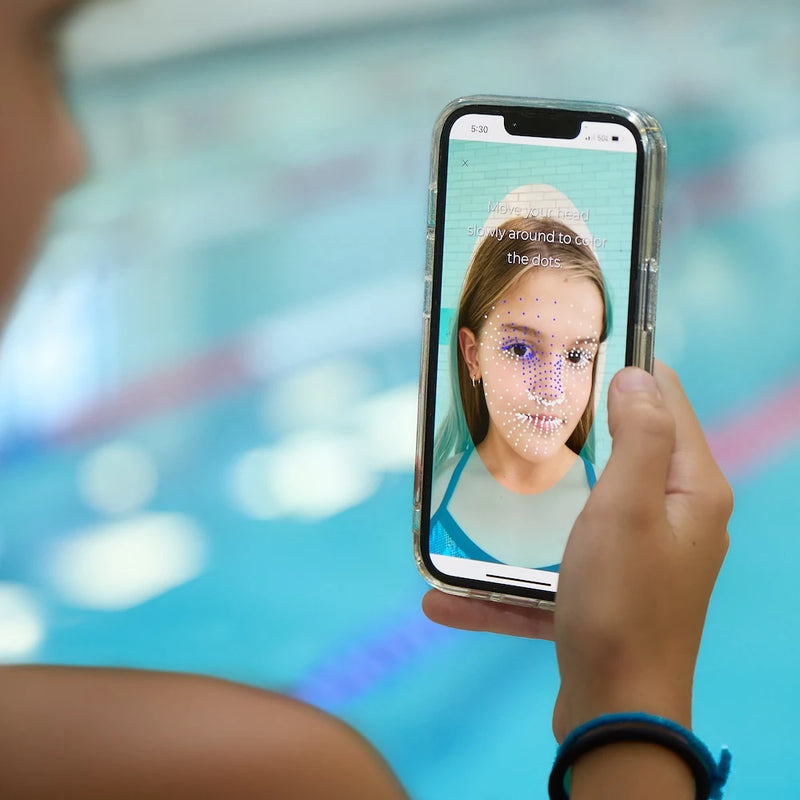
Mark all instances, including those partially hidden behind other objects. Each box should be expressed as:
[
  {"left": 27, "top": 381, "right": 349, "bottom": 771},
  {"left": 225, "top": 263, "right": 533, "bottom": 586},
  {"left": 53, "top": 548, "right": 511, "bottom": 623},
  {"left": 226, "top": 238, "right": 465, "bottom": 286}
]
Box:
[{"left": 1, "top": 0, "right": 798, "bottom": 796}]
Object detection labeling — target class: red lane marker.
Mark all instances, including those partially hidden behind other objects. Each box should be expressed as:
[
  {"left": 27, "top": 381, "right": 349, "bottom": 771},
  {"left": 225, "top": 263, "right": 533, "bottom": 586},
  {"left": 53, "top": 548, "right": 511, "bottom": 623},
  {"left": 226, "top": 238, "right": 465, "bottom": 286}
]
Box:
[
  {"left": 706, "top": 375, "right": 800, "bottom": 480},
  {"left": 54, "top": 342, "right": 251, "bottom": 443}
]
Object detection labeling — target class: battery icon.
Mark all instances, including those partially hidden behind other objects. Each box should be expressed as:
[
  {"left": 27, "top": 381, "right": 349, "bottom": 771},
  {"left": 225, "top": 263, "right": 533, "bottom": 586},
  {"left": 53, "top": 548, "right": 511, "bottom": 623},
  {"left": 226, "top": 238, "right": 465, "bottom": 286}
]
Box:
[{"left": 611, "top": 135, "right": 619, "bottom": 141}]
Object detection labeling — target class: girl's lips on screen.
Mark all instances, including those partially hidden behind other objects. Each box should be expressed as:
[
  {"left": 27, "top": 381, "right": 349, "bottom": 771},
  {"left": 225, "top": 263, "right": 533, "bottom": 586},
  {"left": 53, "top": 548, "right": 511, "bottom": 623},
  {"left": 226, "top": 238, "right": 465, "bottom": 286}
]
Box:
[{"left": 514, "top": 412, "right": 565, "bottom": 433}]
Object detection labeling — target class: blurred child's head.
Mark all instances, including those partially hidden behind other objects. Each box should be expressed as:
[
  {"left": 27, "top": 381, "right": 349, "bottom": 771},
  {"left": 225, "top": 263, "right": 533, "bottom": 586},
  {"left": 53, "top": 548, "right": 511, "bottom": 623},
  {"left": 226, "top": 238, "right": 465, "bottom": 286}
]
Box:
[{"left": 0, "top": 0, "right": 87, "bottom": 322}]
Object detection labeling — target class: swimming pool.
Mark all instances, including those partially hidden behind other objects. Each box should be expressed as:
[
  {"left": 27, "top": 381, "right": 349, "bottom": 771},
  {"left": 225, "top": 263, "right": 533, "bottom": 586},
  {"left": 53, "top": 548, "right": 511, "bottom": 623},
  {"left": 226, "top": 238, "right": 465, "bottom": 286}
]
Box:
[{"left": 1, "top": 2, "right": 798, "bottom": 796}]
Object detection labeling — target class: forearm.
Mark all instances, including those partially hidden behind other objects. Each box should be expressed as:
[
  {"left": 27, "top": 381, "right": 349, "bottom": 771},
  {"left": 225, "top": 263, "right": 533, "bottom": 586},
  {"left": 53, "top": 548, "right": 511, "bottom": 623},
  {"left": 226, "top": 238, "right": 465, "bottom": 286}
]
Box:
[
  {"left": 570, "top": 742, "right": 694, "bottom": 800},
  {"left": 0, "top": 666, "right": 408, "bottom": 800}
]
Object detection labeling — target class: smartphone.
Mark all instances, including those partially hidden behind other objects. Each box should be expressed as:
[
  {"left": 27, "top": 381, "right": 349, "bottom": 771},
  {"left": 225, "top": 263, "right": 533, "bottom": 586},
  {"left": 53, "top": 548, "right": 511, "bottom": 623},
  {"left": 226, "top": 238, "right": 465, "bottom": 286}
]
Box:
[{"left": 413, "top": 96, "right": 665, "bottom": 609}]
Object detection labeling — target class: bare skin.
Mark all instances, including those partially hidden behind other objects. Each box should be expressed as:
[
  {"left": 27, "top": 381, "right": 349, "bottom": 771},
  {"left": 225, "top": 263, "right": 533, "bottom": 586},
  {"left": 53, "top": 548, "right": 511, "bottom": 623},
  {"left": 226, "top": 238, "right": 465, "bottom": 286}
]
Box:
[
  {"left": 0, "top": 666, "right": 407, "bottom": 800},
  {"left": 0, "top": 0, "right": 86, "bottom": 322},
  {"left": 0, "top": 2, "right": 732, "bottom": 799}
]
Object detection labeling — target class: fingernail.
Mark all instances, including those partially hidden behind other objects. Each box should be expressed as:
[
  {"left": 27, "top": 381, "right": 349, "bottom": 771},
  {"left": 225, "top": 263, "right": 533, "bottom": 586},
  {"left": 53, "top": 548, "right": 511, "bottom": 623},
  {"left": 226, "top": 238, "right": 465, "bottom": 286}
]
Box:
[{"left": 615, "top": 368, "right": 658, "bottom": 394}]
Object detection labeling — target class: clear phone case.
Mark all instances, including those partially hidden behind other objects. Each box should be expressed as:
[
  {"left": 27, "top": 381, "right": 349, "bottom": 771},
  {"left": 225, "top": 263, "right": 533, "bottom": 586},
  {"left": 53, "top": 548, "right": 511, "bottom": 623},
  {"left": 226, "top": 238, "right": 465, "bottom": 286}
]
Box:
[{"left": 413, "top": 96, "right": 666, "bottom": 609}]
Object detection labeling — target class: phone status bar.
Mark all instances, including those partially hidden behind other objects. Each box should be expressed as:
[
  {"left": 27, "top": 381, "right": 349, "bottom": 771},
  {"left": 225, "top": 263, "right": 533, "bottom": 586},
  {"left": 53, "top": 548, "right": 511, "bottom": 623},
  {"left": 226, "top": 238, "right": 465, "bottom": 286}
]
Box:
[{"left": 450, "top": 114, "right": 637, "bottom": 153}]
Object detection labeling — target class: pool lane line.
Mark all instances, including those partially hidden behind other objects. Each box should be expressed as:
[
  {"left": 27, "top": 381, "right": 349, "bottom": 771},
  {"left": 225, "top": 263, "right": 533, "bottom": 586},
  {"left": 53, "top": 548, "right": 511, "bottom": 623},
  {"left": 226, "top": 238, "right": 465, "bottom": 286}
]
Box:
[
  {"left": 706, "top": 374, "right": 800, "bottom": 482},
  {"left": 289, "top": 609, "right": 454, "bottom": 713}
]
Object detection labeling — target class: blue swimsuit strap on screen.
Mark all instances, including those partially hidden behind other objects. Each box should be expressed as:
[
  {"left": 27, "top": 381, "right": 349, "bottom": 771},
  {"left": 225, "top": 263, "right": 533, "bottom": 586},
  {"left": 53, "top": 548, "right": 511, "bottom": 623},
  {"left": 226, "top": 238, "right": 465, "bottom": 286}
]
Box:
[
  {"left": 440, "top": 444, "right": 473, "bottom": 510},
  {"left": 430, "top": 445, "right": 503, "bottom": 563},
  {"left": 583, "top": 457, "right": 596, "bottom": 488}
]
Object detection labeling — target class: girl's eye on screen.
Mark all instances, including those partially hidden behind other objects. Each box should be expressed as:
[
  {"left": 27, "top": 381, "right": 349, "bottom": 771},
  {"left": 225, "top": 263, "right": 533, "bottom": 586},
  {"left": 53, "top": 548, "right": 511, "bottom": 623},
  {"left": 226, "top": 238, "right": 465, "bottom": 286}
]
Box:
[
  {"left": 565, "top": 347, "right": 594, "bottom": 368},
  {"left": 501, "top": 341, "right": 534, "bottom": 360}
]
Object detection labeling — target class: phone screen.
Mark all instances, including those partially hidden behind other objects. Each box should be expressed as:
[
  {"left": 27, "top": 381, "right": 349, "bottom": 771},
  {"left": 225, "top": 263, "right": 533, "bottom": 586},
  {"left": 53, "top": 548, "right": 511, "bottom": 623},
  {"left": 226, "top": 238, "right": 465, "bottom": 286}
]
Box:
[{"left": 421, "top": 106, "right": 644, "bottom": 601}]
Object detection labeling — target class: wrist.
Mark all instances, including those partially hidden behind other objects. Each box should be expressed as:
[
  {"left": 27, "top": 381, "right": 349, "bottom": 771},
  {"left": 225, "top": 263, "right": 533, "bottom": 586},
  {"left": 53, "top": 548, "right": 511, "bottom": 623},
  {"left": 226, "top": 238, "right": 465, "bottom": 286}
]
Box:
[
  {"left": 556, "top": 673, "right": 693, "bottom": 742},
  {"left": 549, "top": 714, "right": 731, "bottom": 800}
]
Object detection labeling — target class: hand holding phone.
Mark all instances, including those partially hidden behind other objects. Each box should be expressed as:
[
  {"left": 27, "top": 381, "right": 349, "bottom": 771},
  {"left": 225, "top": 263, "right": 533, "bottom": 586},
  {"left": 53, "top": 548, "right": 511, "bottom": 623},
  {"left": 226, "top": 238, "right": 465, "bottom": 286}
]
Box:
[
  {"left": 414, "top": 96, "right": 666, "bottom": 607},
  {"left": 423, "top": 362, "right": 732, "bottom": 744}
]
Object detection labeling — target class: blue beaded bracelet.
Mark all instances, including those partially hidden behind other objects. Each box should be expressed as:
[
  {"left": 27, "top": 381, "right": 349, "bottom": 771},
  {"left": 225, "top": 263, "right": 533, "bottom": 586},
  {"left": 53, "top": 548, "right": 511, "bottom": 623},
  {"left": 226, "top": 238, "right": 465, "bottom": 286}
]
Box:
[{"left": 548, "top": 713, "right": 731, "bottom": 800}]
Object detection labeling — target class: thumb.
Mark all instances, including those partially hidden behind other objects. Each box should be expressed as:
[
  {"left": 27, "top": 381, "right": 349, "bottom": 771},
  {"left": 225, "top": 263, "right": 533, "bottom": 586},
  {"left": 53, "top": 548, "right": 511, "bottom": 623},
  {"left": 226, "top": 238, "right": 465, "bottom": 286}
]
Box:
[{"left": 598, "top": 367, "right": 676, "bottom": 510}]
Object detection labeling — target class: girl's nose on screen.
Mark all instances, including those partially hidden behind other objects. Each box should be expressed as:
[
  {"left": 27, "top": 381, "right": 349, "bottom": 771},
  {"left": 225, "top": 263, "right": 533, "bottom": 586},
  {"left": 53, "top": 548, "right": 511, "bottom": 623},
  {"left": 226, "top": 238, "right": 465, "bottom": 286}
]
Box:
[{"left": 526, "top": 353, "right": 565, "bottom": 405}]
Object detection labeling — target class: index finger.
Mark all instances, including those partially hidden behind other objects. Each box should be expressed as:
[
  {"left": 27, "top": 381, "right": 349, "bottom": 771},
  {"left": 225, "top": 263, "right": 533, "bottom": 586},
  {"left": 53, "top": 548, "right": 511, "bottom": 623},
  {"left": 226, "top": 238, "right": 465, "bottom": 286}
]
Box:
[{"left": 422, "top": 590, "right": 555, "bottom": 641}]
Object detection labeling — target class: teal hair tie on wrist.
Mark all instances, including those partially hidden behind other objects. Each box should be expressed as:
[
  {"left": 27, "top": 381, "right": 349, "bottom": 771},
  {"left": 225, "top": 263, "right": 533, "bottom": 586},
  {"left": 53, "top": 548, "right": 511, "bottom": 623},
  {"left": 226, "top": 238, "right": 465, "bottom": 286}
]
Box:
[{"left": 548, "top": 712, "right": 731, "bottom": 800}]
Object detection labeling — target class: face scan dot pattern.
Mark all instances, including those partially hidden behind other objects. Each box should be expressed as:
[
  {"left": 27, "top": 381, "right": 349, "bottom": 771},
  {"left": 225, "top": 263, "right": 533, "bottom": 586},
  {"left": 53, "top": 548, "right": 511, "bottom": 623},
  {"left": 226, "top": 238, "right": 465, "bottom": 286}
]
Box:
[{"left": 476, "top": 292, "right": 600, "bottom": 460}]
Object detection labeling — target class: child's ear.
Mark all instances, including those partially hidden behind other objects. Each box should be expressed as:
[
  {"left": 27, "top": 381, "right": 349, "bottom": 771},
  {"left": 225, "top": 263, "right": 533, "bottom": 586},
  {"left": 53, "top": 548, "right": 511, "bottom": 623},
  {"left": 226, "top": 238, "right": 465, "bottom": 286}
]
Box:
[{"left": 458, "top": 327, "right": 480, "bottom": 380}]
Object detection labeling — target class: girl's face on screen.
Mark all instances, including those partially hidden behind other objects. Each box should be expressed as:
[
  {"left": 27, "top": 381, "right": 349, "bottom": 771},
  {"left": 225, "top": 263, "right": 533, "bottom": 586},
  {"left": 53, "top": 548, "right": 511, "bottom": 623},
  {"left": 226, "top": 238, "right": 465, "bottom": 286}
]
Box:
[{"left": 474, "top": 268, "right": 603, "bottom": 462}]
